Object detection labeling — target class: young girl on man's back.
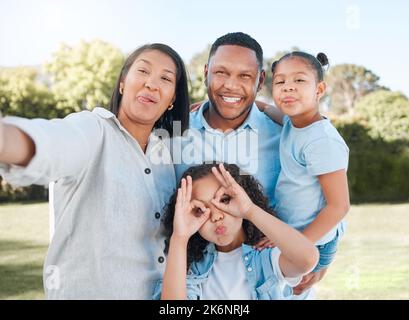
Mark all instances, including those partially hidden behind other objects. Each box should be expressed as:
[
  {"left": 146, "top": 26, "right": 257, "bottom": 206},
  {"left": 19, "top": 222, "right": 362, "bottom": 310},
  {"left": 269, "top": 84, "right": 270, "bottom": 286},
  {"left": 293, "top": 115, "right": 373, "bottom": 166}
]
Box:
[{"left": 264, "top": 51, "right": 350, "bottom": 297}]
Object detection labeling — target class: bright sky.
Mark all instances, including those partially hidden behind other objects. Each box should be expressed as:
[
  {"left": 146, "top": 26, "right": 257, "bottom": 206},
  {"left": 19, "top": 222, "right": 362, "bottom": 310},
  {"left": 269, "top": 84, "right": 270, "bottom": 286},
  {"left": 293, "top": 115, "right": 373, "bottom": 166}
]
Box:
[{"left": 1, "top": 0, "right": 408, "bottom": 95}]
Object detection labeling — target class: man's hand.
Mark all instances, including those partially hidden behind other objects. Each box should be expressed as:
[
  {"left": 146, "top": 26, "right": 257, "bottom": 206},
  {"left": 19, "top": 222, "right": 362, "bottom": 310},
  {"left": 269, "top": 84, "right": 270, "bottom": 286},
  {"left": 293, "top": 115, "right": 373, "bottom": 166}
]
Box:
[
  {"left": 190, "top": 101, "right": 203, "bottom": 112},
  {"left": 255, "top": 100, "right": 270, "bottom": 112},
  {"left": 293, "top": 268, "right": 328, "bottom": 296}
]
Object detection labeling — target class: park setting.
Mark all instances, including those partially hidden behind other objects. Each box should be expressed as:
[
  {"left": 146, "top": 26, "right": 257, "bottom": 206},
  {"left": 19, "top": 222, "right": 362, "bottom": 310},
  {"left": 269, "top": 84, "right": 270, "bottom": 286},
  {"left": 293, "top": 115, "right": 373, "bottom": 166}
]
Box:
[{"left": 1, "top": 0, "right": 408, "bottom": 300}]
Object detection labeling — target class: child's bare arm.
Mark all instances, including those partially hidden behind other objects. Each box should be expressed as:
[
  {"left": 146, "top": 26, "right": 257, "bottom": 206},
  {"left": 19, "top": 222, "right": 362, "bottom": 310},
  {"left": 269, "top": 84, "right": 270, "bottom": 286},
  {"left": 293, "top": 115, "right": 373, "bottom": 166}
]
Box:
[
  {"left": 161, "top": 235, "right": 189, "bottom": 300},
  {"left": 247, "top": 205, "right": 319, "bottom": 278},
  {"left": 211, "top": 164, "right": 318, "bottom": 278},
  {"left": 302, "top": 169, "right": 350, "bottom": 243}
]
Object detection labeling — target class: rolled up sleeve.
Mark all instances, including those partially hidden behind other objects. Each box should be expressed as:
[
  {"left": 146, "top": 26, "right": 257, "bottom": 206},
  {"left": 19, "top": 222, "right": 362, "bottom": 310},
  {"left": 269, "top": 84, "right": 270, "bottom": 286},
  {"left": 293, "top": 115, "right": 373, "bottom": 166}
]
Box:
[{"left": 0, "top": 111, "right": 102, "bottom": 186}]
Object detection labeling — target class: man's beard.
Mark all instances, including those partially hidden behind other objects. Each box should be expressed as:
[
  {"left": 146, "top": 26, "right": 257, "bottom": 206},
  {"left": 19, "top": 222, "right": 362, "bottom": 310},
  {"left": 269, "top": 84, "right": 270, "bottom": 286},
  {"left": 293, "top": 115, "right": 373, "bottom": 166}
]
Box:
[{"left": 208, "top": 94, "right": 253, "bottom": 121}]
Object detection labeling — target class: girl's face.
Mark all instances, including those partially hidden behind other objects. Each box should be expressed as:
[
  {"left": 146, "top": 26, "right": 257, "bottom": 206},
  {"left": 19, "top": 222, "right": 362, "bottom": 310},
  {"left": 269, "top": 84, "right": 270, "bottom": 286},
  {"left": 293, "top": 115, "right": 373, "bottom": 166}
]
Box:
[
  {"left": 191, "top": 174, "right": 246, "bottom": 252},
  {"left": 272, "top": 57, "right": 325, "bottom": 119},
  {"left": 118, "top": 49, "right": 177, "bottom": 127}
]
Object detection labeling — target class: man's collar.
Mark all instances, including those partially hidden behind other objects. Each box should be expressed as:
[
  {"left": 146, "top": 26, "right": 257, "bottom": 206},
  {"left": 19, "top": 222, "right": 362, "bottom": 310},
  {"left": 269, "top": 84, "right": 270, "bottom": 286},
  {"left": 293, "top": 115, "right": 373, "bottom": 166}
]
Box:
[{"left": 196, "top": 101, "right": 259, "bottom": 132}]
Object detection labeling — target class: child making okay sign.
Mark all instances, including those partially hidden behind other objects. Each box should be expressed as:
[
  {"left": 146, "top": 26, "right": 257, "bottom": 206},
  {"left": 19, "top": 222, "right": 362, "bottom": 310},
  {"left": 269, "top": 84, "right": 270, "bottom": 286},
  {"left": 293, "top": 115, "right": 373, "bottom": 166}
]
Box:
[{"left": 154, "top": 163, "right": 318, "bottom": 300}]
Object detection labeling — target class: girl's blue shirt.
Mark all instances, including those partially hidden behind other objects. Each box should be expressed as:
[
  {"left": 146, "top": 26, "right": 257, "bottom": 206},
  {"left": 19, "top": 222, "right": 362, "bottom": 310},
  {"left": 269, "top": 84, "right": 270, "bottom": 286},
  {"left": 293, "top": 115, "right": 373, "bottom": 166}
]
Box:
[{"left": 153, "top": 243, "right": 299, "bottom": 300}]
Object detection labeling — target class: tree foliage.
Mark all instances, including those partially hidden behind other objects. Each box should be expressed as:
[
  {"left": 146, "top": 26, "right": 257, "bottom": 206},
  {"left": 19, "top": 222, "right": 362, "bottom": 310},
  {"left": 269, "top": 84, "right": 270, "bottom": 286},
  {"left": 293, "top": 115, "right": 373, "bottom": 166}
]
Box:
[
  {"left": 0, "top": 67, "right": 60, "bottom": 119},
  {"left": 187, "top": 45, "right": 210, "bottom": 103},
  {"left": 355, "top": 90, "right": 409, "bottom": 142},
  {"left": 44, "top": 39, "right": 124, "bottom": 112},
  {"left": 325, "top": 64, "right": 382, "bottom": 115}
]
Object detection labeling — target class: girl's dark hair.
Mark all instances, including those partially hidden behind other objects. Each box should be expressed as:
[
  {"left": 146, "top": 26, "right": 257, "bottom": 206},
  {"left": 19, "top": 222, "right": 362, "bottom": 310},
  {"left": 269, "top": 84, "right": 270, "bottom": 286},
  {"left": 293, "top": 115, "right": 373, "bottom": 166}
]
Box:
[
  {"left": 162, "top": 163, "right": 274, "bottom": 268},
  {"left": 109, "top": 43, "right": 189, "bottom": 136},
  {"left": 271, "top": 51, "right": 329, "bottom": 81}
]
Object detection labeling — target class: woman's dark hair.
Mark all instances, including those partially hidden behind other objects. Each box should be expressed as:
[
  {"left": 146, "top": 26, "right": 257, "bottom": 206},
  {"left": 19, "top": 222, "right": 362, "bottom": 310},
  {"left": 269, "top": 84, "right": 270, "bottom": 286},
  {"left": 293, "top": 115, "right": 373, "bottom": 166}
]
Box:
[
  {"left": 109, "top": 43, "right": 189, "bottom": 136},
  {"left": 271, "top": 51, "right": 329, "bottom": 82},
  {"left": 162, "top": 163, "right": 274, "bottom": 268}
]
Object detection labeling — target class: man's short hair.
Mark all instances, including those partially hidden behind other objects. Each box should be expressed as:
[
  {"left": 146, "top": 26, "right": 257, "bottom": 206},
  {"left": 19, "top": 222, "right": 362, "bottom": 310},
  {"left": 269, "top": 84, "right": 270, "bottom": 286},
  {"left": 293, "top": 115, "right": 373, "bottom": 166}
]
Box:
[{"left": 209, "top": 32, "right": 264, "bottom": 70}]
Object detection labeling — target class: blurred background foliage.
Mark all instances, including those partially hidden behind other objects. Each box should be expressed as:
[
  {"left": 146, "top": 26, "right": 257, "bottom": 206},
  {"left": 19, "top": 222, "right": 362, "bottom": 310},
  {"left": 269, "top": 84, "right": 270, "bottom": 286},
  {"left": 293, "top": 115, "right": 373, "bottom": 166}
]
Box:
[{"left": 0, "top": 39, "right": 408, "bottom": 203}]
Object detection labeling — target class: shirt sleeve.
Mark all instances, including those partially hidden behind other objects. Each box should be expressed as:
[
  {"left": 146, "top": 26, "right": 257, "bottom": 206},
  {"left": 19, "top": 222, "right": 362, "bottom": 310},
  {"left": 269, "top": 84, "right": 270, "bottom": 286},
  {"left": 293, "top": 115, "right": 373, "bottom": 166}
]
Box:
[
  {"left": 271, "top": 248, "right": 302, "bottom": 287},
  {"left": 151, "top": 276, "right": 201, "bottom": 300},
  {"left": 0, "top": 111, "right": 103, "bottom": 186},
  {"left": 304, "top": 137, "right": 349, "bottom": 176}
]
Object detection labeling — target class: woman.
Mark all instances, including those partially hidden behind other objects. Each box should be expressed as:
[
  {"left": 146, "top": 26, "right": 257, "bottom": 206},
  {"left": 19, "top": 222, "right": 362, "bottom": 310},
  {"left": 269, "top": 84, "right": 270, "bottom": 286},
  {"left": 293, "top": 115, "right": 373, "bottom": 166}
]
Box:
[{"left": 0, "top": 43, "right": 190, "bottom": 299}]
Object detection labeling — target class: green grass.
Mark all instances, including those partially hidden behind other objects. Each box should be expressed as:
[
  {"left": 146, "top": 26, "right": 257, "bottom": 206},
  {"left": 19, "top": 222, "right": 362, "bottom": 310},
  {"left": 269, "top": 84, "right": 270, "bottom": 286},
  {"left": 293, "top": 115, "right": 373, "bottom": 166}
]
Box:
[
  {"left": 1, "top": 202, "right": 408, "bottom": 300},
  {"left": 0, "top": 202, "right": 49, "bottom": 299},
  {"left": 316, "top": 203, "right": 409, "bottom": 299}
]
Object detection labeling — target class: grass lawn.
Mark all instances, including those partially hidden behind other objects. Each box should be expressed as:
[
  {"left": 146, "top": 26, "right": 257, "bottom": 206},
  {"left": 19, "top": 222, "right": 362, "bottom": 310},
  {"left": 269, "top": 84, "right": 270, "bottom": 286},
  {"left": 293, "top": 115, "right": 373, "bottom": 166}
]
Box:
[{"left": 0, "top": 202, "right": 408, "bottom": 300}]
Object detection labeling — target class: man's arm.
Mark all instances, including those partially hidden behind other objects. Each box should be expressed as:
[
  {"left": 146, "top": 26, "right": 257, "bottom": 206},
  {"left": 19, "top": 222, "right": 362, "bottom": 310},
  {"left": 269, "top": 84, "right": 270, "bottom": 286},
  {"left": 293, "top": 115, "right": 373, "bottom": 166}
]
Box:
[{"left": 257, "top": 102, "right": 284, "bottom": 125}]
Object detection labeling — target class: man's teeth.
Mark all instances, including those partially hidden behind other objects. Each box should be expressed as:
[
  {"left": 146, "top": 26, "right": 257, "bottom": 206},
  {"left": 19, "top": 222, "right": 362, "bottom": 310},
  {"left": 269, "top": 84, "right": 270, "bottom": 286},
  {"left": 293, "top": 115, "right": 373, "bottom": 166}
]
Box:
[{"left": 222, "top": 96, "right": 241, "bottom": 103}]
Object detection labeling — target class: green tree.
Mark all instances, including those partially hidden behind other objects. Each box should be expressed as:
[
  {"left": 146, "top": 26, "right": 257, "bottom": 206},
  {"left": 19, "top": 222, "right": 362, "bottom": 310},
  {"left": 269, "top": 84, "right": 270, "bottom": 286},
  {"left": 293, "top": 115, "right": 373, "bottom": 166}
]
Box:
[
  {"left": 187, "top": 45, "right": 210, "bottom": 103},
  {"left": 325, "top": 64, "right": 382, "bottom": 115},
  {"left": 0, "top": 67, "right": 56, "bottom": 202},
  {"left": 355, "top": 90, "right": 409, "bottom": 142},
  {"left": 44, "top": 39, "right": 124, "bottom": 113},
  {"left": 0, "top": 67, "right": 59, "bottom": 118}
]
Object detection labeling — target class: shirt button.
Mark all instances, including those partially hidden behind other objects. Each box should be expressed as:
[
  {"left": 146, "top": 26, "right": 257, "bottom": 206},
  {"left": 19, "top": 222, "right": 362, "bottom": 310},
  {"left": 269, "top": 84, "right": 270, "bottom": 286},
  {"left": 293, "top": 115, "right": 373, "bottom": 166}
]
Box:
[
  {"left": 244, "top": 256, "right": 249, "bottom": 261},
  {"left": 155, "top": 212, "right": 161, "bottom": 219},
  {"left": 158, "top": 256, "right": 165, "bottom": 263},
  {"left": 144, "top": 168, "right": 151, "bottom": 174},
  {"left": 247, "top": 267, "right": 253, "bottom": 272}
]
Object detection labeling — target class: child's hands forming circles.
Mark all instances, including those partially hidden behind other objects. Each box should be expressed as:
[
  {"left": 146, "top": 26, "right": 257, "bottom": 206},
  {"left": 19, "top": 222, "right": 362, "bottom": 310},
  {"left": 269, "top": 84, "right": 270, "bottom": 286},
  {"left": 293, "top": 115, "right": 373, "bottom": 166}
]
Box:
[
  {"left": 173, "top": 176, "right": 210, "bottom": 239},
  {"left": 211, "top": 163, "right": 255, "bottom": 219}
]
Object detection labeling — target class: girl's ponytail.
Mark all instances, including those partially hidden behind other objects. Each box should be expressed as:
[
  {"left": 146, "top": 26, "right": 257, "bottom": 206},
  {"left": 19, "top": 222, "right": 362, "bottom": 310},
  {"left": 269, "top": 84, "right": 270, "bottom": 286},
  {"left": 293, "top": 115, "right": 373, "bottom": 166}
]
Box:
[{"left": 316, "top": 52, "right": 329, "bottom": 67}]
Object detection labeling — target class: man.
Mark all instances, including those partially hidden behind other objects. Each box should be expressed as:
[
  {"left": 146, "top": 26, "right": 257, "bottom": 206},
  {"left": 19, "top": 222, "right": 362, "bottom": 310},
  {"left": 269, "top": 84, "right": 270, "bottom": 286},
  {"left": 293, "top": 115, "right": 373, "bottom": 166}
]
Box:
[
  {"left": 174, "top": 32, "right": 281, "bottom": 208},
  {"left": 172, "top": 32, "right": 327, "bottom": 298}
]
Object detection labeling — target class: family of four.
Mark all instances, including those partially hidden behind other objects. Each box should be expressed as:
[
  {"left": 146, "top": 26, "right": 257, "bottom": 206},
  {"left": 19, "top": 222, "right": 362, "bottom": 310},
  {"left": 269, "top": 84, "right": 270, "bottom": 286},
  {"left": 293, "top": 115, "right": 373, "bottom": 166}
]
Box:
[{"left": 0, "top": 32, "right": 349, "bottom": 300}]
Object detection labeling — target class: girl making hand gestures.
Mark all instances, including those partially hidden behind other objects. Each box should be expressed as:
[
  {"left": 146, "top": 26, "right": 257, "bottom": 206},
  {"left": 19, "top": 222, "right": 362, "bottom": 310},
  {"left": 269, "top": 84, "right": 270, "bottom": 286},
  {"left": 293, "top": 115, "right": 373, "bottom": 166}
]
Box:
[{"left": 155, "top": 163, "right": 318, "bottom": 300}]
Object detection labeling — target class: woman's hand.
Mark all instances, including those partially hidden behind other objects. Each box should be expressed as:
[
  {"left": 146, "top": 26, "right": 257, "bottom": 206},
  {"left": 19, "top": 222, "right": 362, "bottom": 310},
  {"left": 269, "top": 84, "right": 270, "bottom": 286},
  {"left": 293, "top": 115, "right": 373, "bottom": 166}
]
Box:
[
  {"left": 172, "top": 176, "right": 210, "bottom": 240},
  {"left": 210, "top": 163, "right": 255, "bottom": 219}
]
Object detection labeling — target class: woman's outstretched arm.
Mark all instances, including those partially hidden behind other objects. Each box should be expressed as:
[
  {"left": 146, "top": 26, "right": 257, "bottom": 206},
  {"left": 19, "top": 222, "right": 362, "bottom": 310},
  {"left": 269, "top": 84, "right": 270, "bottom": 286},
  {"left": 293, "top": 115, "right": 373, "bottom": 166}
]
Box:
[
  {"left": 0, "top": 118, "right": 35, "bottom": 166},
  {"left": 0, "top": 112, "right": 103, "bottom": 186}
]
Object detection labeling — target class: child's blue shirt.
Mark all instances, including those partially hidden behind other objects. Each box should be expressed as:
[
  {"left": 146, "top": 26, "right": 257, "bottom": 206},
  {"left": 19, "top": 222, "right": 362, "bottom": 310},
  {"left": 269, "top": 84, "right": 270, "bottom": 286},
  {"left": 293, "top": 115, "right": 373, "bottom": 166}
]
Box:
[
  {"left": 274, "top": 116, "right": 349, "bottom": 245},
  {"left": 152, "top": 243, "right": 299, "bottom": 300}
]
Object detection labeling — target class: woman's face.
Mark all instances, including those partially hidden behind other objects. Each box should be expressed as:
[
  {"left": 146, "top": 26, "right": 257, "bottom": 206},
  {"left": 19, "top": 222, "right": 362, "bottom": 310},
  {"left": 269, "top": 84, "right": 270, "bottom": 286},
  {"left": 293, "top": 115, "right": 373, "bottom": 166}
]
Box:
[
  {"left": 191, "top": 174, "right": 245, "bottom": 252},
  {"left": 118, "top": 49, "right": 177, "bottom": 127}
]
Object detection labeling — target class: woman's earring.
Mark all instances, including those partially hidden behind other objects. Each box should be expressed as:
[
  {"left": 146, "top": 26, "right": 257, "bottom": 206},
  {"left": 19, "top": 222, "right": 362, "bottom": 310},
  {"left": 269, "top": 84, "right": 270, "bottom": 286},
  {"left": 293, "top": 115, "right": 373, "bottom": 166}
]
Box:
[{"left": 168, "top": 104, "right": 174, "bottom": 111}]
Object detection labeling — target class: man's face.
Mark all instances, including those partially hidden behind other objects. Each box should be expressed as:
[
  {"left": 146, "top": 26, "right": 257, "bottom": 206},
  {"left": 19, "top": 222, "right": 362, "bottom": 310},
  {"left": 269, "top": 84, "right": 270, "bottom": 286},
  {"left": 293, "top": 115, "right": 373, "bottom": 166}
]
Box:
[{"left": 205, "top": 45, "right": 265, "bottom": 121}]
